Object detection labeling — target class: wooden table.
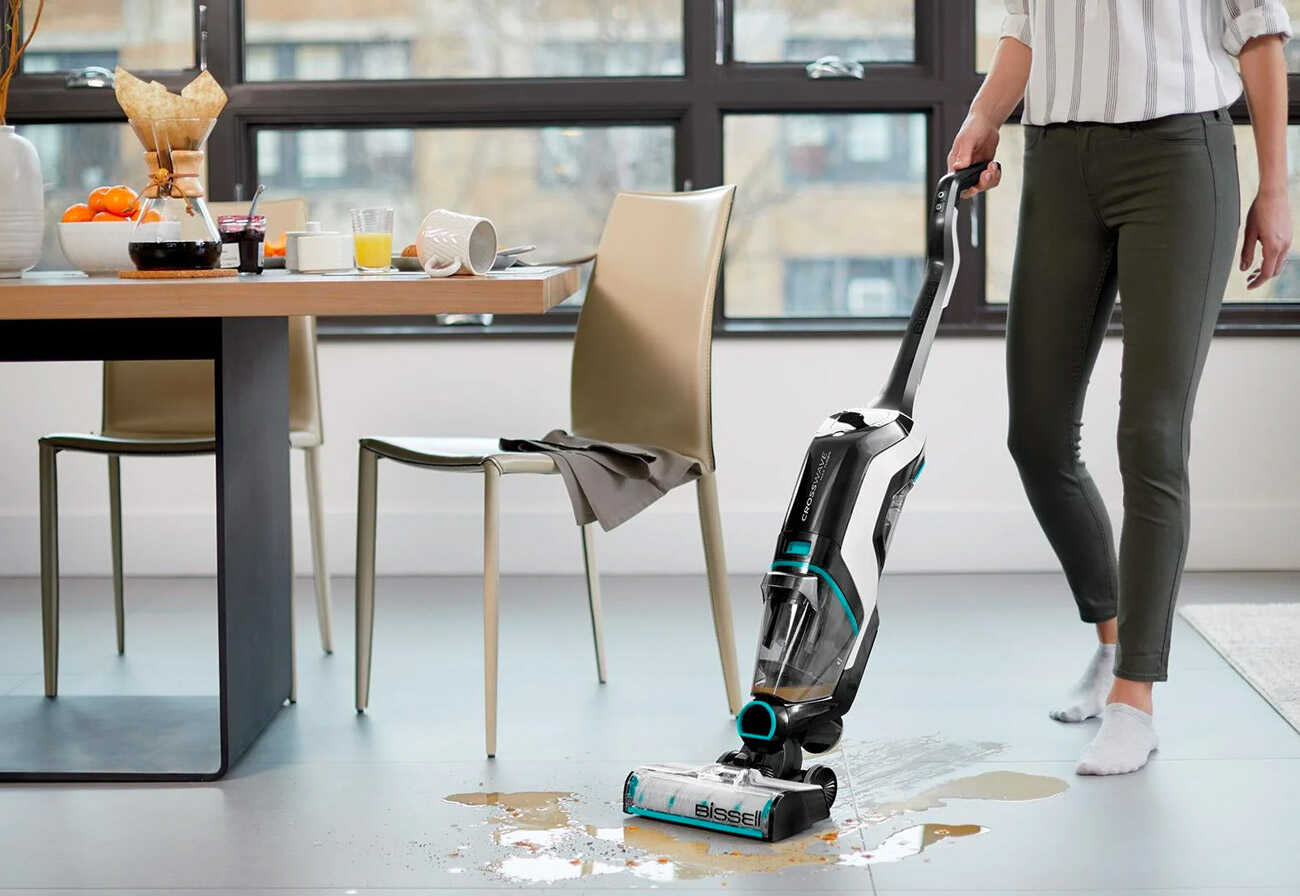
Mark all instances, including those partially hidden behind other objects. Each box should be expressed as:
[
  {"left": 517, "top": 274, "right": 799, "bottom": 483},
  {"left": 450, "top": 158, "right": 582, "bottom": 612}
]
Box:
[{"left": 0, "top": 266, "right": 577, "bottom": 782}]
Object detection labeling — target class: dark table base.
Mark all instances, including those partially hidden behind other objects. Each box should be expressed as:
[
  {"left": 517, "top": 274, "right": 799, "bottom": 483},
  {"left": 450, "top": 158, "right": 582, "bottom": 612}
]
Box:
[
  {"left": 0, "top": 317, "right": 292, "bottom": 781},
  {"left": 0, "top": 696, "right": 222, "bottom": 780}
]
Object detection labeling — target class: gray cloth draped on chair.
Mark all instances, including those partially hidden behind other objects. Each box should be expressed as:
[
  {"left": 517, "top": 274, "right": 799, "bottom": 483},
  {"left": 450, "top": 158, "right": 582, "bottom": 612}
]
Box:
[{"left": 499, "top": 429, "right": 702, "bottom": 530}]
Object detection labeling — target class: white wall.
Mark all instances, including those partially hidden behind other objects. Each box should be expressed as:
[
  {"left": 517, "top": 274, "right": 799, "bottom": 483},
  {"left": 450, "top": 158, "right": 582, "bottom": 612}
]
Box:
[{"left": 0, "top": 334, "right": 1296, "bottom": 576}]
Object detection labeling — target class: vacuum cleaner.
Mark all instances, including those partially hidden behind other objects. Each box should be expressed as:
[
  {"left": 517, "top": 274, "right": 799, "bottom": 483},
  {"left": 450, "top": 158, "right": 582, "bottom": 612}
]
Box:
[{"left": 623, "top": 162, "right": 997, "bottom": 842}]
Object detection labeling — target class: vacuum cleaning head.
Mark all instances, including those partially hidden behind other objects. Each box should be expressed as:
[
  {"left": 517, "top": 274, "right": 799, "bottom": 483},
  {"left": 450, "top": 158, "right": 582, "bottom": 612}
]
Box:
[{"left": 623, "top": 762, "right": 833, "bottom": 841}]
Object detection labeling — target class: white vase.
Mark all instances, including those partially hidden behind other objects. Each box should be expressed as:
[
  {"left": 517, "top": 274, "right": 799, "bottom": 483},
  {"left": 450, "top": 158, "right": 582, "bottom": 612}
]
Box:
[{"left": 0, "top": 125, "right": 45, "bottom": 278}]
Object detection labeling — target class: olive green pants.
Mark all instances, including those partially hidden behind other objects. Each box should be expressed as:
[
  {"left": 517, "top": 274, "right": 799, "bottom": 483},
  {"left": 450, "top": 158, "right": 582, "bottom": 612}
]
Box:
[{"left": 1007, "top": 109, "right": 1239, "bottom": 682}]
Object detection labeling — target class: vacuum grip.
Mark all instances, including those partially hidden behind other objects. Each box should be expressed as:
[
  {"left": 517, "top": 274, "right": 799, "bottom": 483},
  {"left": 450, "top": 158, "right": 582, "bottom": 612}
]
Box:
[{"left": 942, "top": 161, "right": 1000, "bottom": 199}]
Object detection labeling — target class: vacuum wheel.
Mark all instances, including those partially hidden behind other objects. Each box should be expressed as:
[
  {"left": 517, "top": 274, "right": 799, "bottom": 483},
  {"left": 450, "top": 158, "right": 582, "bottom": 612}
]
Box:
[{"left": 802, "top": 764, "right": 838, "bottom": 808}]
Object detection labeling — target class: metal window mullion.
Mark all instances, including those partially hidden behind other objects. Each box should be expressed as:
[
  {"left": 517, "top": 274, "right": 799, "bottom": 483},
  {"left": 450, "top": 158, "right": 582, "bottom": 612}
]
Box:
[
  {"left": 931, "top": 0, "right": 984, "bottom": 328},
  {"left": 222, "top": 78, "right": 695, "bottom": 125},
  {"left": 688, "top": 0, "right": 727, "bottom": 328}
]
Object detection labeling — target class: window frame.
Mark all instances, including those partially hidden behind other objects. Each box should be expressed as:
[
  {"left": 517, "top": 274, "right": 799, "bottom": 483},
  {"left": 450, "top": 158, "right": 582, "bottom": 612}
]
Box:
[{"left": 6, "top": 0, "right": 1299, "bottom": 337}]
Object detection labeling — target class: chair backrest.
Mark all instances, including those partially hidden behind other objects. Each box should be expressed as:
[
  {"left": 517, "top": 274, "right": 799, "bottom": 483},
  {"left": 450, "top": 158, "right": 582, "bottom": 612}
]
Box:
[
  {"left": 569, "top": 186, "right": 735, "bottom": 471},
  {"left": 102, "top": 198, "right": 324, "bottom": 443}
]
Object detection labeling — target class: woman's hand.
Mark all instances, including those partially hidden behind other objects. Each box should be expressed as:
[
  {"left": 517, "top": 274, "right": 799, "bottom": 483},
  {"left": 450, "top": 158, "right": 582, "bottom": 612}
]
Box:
[
  {"left": 1241, "top": 188, "right": 1293, "bottom": 289},
  {"left": 948, "top": 111, "right": 1003, "bottom": 198},
  {"left": 1238, "top": 36, "right": 1291, "bottom": 290}
]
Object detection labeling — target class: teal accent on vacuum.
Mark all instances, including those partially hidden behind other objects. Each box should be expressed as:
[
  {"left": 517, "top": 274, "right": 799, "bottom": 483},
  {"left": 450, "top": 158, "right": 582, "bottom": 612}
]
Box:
[
  {"left": 625, "top": 805, "right": 764, "bottom": 838},
  {"left": 785, "top": 540, "right": 812, "bottom": 556},
  {"left": 737, "top": 699, "right": 777, "bottom": 740},
  {"left": 769, "top": 560, "right": 860, "bottom": 636}
]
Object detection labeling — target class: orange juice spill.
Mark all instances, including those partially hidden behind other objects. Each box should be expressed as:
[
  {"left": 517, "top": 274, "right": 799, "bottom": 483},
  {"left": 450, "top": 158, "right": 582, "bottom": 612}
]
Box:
[{"left": 353, "top": 232, "right": 392, "bottom": 269}]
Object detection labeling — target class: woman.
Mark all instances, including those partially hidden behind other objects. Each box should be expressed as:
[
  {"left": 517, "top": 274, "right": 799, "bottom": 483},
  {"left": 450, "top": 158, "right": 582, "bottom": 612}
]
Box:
[{"left": 950, "top": 2, "right": 1292, "bottom": 775}]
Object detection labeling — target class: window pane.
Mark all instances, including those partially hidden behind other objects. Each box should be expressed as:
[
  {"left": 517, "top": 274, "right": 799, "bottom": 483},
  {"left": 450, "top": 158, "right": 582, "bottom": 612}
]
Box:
[
  {"left": 244, "top": 1, "right": 683, "bottom": 80},
  {"left": 985, "top": 124, "right": 1300, "bottom": 305},
  {"left": 982, "top": 124, "right": 1023, "bottom": 306},
  {"left": 17, "top": 123, "right": 139, "bottom": 271},
  {"left": 24, "top": 1, "right": 194, "bottom": 73},
  {"left": 733, "top": 0, "right": 914, "bottom": 63},
  {"left": 723, "top": 113, "right": 928, "bottom": 318},
  {"left": 1286, "top": 2, "right": 1300, "bottom": 71},
  {"left": 975, "top": 0, "right": 1004, "bottom": 73},
  {"left": 255, "top": 125, "right": 674, "bottom": 278}
]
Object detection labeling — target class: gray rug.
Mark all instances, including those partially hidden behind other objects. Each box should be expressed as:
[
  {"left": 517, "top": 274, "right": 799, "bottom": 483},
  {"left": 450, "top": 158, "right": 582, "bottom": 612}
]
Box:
[{"left": 1181, "top": 602, "right": 1300, "bottom": 733}]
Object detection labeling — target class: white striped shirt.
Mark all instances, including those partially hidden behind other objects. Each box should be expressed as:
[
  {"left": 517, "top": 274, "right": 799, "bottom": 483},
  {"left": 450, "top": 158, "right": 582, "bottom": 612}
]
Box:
[{"left": 1002, "top": 1, "right": 1293, "bottom": 125}]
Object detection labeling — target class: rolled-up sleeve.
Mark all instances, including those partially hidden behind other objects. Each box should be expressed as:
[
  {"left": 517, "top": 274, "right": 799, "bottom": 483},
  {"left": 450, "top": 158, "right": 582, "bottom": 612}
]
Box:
[
  {"left": 1001, "top": 0, "right": 1032, "bottom": 48},
  {"left": 1222, "top": 0, "right": 1293, "bottom": 56}
]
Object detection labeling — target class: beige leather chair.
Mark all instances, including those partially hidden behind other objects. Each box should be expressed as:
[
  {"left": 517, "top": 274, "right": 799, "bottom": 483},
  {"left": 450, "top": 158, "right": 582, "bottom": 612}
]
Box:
[
  {"left": 38, "top": 199, "right": 333, "bottom": 701},
  {"left": 354, "top": 186, "right": 742, "bottom": 756}
]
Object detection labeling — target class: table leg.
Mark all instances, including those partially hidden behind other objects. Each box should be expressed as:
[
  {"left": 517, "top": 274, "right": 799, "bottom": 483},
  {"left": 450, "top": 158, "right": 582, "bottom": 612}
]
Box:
[{"left": 215, "top": 316, "right": 293, "bottom": 774}]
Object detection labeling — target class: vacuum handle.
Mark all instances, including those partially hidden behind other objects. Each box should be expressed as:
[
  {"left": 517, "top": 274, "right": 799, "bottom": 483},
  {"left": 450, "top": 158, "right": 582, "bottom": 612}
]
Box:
[
  {"left": 876, "top": 160, "right": 1000, "bottom": 416},
  {"left": 941, "top": 161, "right": 998, "bottom": 199},
  {"left": 924, "top": 161, "right": 998, "bottom": 268}
]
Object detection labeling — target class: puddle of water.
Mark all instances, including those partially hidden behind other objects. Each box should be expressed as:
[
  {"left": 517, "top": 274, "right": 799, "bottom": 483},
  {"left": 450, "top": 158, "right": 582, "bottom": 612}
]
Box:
[
  {"left": 837, "top": 735, "right": 1006, "bottom": 805},
  {"left": 444, "top": 790, "right": 573, "bottom": 834},
  {"left": 838, "top": 823, "right": 986, "bottom": 866},
  {"left": 868, "top": 770, "right": 1068, "bottom": 819},
  {"left": 443, "top": 765, "right": 1064, "bottom": 883},
  {"left": 487, "top": 819, "right": 988, "bottom": 882}
]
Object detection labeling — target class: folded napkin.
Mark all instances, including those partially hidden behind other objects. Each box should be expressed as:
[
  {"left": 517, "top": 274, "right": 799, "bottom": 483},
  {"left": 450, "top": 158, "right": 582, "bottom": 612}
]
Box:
[{"left": 498, "top": 429, "right": 702, "bottom": 531}]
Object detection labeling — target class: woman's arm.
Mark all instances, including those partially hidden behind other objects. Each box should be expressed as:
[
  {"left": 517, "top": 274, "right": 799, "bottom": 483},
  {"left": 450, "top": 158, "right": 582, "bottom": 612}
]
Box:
[
  {"left": 1238, "top": 34, "right": 1292, "bottom": 288},
  {"left": 948, "top": 36, "right": 1031, "bottom": 197}
]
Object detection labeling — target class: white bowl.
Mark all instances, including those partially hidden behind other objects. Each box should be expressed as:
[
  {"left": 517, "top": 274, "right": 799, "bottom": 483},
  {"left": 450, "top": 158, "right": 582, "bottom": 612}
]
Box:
[{"left": 57, "top": 221, "right": 135, "bottom": 275}]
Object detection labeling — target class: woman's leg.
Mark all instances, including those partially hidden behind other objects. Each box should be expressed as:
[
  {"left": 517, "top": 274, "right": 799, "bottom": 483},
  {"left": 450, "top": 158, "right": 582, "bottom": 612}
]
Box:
[
  {"left": 1074, "top": 112, "right": 1239, "bottom": 776},
  {"left": 1110, "top": 117, "right": 1240, "bottom": 688},
  {"left": 1006, "top": 125, "right": 1121, "bottom": 721}
]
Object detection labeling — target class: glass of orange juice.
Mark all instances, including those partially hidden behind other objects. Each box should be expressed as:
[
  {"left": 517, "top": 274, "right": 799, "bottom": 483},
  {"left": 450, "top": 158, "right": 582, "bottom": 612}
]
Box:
[{"left": 351, "top": 207, "right": 394, "bottom": 272}]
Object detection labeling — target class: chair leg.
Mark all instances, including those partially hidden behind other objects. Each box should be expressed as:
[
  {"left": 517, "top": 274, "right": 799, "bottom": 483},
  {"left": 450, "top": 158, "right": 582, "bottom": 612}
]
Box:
[
  {"left": 303, "top": 445, "right": 335, "bottom": 654},
  {"left": 579, "top": 523, "right": 607, "bottom": 684},
  {"left": 696, "top": 470, "right": 743, "bottom": 715},
  {"left": 39, "top": 443, "right": 60, "bottom": 698},
  {"left": 483, "top": 461, "right": 502, "bottom": 758},
  {"left": 108, "top": 455, "right": 125, "bottom": 655},
  {"left": 355, "top": 446, "right": 379, "bottom": 712}
]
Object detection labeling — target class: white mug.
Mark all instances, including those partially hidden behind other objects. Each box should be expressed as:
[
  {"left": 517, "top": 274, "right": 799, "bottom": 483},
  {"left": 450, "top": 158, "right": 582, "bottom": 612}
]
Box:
[{"left": 416, "top": 209, "right": 497, "bottom": 278}]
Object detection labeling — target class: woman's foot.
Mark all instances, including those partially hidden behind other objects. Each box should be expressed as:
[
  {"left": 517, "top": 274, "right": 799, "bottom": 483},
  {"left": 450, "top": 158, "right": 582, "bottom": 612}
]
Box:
[
  {"left": 1076, "top": 703, "right": 1158, "bottom": 775},
  {"left": 1049, "top": 642, "right": 1116, "bottom": 722}
]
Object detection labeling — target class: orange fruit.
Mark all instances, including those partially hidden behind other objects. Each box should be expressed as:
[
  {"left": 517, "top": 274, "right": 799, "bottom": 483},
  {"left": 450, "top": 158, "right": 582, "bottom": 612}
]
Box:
[
  {"left": 87, "top": 186, "right": 113, "bottom": 213},
  {"left": 102, "top": 185, "right": 138, "bottom": 217},
  {"left": 92, "top": 211, "right": 128, "bottom": 223},
  {"left": 265, "top": 234, "right": 287, "bottom": 257},
  {"left": 61, "top": 203, "right": 94, "bottom": 223},
  {"left": 122, "top": 206, "right": 160, "bottom": 223}
]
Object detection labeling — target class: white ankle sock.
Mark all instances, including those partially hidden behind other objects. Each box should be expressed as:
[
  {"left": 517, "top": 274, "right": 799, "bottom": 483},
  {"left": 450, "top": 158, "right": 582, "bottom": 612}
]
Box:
[
  {"left": 1050, "top": 643, "right": 1116, "bottom": 723},
  {"left": 1076, "top": 703, "right": 1158, "bottom": 775}
]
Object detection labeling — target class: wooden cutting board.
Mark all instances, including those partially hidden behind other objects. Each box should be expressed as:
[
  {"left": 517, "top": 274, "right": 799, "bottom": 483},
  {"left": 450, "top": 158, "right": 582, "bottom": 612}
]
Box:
[{"left": 119, "top": 268, "right": 238, "bottom": 280}]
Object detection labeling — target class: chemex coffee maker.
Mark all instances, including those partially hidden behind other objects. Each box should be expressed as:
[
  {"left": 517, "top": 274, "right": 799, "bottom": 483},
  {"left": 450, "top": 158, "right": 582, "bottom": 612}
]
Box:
[
  {"left": 126, "top": 117, "right": 222, "bottom": 271},
  {"left": 114, "top": 67, "right": 229, "bottom": 274}
]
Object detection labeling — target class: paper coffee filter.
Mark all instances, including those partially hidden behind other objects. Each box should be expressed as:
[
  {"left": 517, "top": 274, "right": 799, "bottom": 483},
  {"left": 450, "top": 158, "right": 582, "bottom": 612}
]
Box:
[{"left": 115, "top": 67, "right": 228, "bottom": 151}]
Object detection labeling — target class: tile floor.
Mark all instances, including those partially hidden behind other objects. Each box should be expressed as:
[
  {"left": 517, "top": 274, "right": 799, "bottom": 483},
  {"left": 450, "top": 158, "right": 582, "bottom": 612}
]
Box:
[{"left": 0, "top": 570, "right": 1297, "bottom": 895}]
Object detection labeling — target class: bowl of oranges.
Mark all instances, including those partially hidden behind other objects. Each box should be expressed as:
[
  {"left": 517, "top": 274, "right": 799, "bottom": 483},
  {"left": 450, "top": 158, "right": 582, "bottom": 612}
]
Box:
[{"left": 57, "top": 186, "right": 162, "bottom": 275}]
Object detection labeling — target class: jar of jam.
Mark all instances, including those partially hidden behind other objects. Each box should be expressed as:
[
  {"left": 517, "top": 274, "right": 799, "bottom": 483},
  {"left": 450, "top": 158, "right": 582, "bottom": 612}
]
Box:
[{"left": 218, "top": 215, "right": 267, "bottom": 274}]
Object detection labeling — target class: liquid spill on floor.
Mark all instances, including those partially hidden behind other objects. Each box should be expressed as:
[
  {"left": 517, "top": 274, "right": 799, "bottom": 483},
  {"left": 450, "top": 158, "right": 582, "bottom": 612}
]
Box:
[
  {"left": 443, "top": 766, "right": 1064, "bottom": 883},
  {"left": 444, "top": 791, "right": 574, "bottom": 840},
  {"left": 837, "top": 734, "right": 1006, "bottom": 805},
  {"left": 864, "top": 770, "right": 1069, "bottom": 821}
]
